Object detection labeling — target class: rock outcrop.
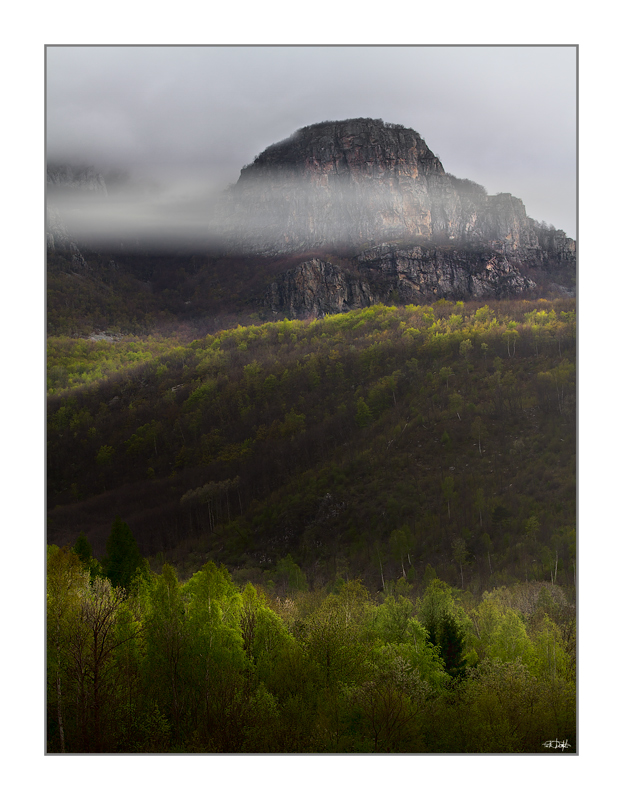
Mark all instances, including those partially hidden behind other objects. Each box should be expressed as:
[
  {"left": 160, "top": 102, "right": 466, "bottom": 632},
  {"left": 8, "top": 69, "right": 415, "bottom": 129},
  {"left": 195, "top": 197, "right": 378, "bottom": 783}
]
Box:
[
  {"left": 220, "top": 118, "right": 574, "bottom": 316},
  {"left": 355, "top": 243, "right": 537, "bottom": 302},
  {"left": 263, "top": 247, "right": 537, "bottom": 318},
  {"left": 221, "top": 118, "right": 574, "bottom": 263},
  {"left": 45, "top": 119, "right": 576, "bottom": 321},
  {"left": 263, "top": 259, "right": 376, "bottom": 317},
  {"left": 46, "top": 165, "right": 109, "bottom": 270}
]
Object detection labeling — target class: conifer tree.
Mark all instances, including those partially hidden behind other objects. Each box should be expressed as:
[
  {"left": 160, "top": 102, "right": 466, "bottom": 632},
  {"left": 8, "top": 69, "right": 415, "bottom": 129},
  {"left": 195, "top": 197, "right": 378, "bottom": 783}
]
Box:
[{"left": 103, "top": 516, "right": 144, "bottom": 591}]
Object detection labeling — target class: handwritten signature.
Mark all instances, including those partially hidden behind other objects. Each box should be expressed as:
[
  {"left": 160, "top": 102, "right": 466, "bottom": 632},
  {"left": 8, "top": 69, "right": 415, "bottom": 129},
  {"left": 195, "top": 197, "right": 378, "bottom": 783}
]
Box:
[{"left": 542, "top": 739, "right": 571, "bottom": 750}]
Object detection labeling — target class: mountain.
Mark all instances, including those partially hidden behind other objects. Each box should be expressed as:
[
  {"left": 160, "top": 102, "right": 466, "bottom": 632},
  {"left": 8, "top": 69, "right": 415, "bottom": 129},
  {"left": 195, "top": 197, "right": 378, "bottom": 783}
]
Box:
[
  {"left": 46, "top": 118, "right": 576, "bottom": 332},
  {"left": 218, "top": 118, "right": 574, "bottom": 315},
  {"left": 46, "top": 122, "right": 576, "bottom": 755}
]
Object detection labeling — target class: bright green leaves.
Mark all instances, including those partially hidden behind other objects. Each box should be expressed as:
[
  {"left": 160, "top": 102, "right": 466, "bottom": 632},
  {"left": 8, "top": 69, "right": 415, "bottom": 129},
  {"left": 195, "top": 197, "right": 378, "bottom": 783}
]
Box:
[
  {"left": 271, "top": 554, "right": 308, "bottom": 594},
  {"left": 47, "top": 547, "right": 576, "bottom": 752},
  {"left": 416, "top": 579, "right": 471, "bottom": 680}
]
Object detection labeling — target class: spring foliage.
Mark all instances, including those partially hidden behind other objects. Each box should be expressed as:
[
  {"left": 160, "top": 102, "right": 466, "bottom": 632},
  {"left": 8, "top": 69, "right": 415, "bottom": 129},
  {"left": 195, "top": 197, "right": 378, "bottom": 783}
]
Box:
[{"left": 47, "top": 541, "right": 576, "bottom": 753}]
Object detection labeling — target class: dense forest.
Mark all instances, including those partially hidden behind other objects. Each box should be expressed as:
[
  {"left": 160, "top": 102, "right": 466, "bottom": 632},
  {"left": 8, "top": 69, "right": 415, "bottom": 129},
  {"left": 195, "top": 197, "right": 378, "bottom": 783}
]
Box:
[
  {"left": 47, "top": 296, "right": 576, "bottom": 752},
  {"left": 48, "top": 539, "right": 575, "bottom": 753}
]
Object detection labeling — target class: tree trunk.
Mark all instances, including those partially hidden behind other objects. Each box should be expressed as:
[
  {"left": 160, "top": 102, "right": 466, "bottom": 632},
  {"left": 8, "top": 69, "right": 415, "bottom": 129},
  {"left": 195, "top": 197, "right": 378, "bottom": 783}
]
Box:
[{"left": 56, "top": 671, "right": 65, "bottom": 753}]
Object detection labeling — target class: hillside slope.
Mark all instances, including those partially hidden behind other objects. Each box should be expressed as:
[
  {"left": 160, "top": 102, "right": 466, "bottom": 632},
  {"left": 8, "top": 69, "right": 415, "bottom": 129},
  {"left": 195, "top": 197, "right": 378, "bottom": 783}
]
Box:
[{"left": 47, "top": 298, "right": 576, "bottom": 591}]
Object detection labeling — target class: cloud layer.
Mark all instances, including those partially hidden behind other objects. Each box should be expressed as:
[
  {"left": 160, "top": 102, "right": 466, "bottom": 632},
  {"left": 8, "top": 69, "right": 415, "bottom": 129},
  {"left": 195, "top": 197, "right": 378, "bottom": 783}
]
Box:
[{"left": 46, "top": 46, "right": 577, "bottom": 240}]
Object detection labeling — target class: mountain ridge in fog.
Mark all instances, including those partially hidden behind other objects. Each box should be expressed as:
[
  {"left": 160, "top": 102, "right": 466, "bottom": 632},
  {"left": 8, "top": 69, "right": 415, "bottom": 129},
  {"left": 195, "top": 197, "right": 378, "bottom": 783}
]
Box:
[{"left": 46, "top": 118, "right": 576, "bottom": 326}]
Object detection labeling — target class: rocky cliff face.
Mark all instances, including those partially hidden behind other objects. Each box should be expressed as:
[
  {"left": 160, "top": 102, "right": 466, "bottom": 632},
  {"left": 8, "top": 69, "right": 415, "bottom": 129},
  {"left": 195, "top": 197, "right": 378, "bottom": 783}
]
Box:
[
  {"left": 46, "top": 165, "right": 110, "bottom": 269},
  {"left": 262, "top": 247, "right": 538, "bottom": 318},
  {"left": 45, "top": 120, "right": 576, "bottom": 321},
  {"left": 46, "top": 167, "right": 107, "bottom": 272},
  {"left": 220, "top": 118, "right": 574, "bottom": 316},
  {"left": 221, "top": 118, "right": 444, "bottom": 253},
  {"left": 47, "top": 164, "right": 109, "bottom": 196},
  {"left": 263, "top": 259, "right": 376, "bottom": 317},
  {"left": 356, "top": 243, "right": 537, "bottom": 302},
  {"left": 221, "top": 118, "right": 574, "bottom": 260}
]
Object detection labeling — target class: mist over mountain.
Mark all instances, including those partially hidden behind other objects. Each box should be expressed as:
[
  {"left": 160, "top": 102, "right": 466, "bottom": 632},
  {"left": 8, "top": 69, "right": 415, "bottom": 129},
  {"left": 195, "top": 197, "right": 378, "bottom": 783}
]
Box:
[{"left": 46, "top": 117, "right": 575, "bottom": 327}]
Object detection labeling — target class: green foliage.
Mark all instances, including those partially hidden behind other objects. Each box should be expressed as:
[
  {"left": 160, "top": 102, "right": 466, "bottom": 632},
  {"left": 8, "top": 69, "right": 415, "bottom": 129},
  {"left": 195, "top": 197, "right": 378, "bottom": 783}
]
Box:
[
  {"left": 271, "top": 554, "right": 308, "bottom": 594},
  {"left": 48, "top": 549, "right": 575, "bottom": 752},
  {"left": 355, "top": 397, "right": 373, "bottom": 428},
  {"left": 72, "top": 532, "right": 92, "bottom": 564},
  {"left": 103, "top": 517, "right": 145, "bottom": 591},
  {"left": 48, "top": 297, "right": 576, "bottom": 650}
]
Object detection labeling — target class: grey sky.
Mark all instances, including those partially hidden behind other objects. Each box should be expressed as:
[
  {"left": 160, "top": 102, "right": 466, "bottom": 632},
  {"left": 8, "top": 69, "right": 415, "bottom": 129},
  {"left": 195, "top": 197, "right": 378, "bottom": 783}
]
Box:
[{"left": 46, "top": 45, "right": 577, "bottom": 238}]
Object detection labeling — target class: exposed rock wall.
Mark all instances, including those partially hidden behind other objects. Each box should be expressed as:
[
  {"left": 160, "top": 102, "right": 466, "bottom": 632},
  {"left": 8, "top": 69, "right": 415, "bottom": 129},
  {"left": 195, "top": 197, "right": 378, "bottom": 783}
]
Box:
[
  {"left": 263, "top": 246, "right": 537, "bottom": 318},
  {"left": 356, "top": 243, "right": 537, "bottom": 301},
  {"left": 221, "top": 118, "right": 574, "bottom": 275},
  {"left": 46, "top": 165, "right": 109, "bottom": 270},
  {"left": 263, "top": 259, "right": 376, "bottom": 317}
]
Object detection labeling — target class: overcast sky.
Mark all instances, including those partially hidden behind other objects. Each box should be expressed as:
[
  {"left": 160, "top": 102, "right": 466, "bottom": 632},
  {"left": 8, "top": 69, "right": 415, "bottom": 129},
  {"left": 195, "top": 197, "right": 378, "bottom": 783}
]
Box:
[{"left": 46, "top": 45, "right": 577, "bottom": 238}]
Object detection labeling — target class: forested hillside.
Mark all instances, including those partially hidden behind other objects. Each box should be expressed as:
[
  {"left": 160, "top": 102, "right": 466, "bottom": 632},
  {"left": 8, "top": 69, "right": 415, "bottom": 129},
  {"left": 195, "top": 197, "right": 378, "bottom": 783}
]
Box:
[
  {"left": 48, "top": 297, "right": 575, "bottom": 592},
  {"left": 48, "top": 544, "right": 575, "bottom": 753},
  {"left": 47, "top": 297, "right": 576, "bottom": 752}
]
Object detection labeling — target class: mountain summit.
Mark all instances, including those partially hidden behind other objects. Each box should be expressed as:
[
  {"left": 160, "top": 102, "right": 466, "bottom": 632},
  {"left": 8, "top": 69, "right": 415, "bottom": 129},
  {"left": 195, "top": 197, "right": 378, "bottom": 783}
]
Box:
[
  {"left": 46, "top": 119, "right": 576, "bottom": 329},
  {"left": 214, "top": 118, "right": 576, "bottom": 314},
  {"left": 220, "top": 118, "right": 574, "bottom": 263}
]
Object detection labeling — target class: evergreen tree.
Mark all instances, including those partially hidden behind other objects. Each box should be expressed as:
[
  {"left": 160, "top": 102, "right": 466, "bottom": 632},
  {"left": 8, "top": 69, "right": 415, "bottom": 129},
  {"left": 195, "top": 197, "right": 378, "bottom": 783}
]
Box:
[
  {"left": 73, "top": 532, "right": 92, "bottom": 565},
  {"left": 437, "top": 611, "right": 467, "bottom": 680},
  {"left": 103, "top": 516, "right": 144, "bottom": 591},
  {"left": 72, "top": 533, "right": 99, "bottom": 579}
]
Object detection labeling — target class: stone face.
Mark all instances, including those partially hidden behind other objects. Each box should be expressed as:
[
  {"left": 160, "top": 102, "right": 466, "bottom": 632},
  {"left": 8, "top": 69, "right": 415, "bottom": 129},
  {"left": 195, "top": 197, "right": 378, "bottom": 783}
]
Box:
[
  {"left": 220, "top": 118, "right": 574, "bottom": 262},
  {"left": 221, "top": 119, "right": 445, "bottom": 253},
  {"left": 263, "top": 247, "right": 537, "bottom": 318},
  {"left": 263, "top": 259, "right": 376, "bottom": 317},
  {"left": 46, "top": 119, "right": 575, "bottom": 319},
  {"left": 356, "top": 243, "right": 537, "bottom": 300},
  {"left": 240, "top": 118, "right": 575, "bottom": 315},
  {"left": 46, "top": 165, "right": 108, "bottom": 270}
]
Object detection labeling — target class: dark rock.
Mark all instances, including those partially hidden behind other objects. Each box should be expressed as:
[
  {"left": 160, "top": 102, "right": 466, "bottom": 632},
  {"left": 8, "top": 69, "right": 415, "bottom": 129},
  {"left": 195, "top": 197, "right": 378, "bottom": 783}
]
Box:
[{"left": 263, "top": 259, "right": 376, "bottom": 318}]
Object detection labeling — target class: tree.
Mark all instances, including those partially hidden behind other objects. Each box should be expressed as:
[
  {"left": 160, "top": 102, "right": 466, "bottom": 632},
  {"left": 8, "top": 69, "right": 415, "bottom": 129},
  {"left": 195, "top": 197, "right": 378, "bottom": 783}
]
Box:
[
  {"left": 389, "top": 527, "right": 412, "bottom": 579},
  {"left": 439, "top": 366, "right": 453, "bottom": 389},
  {"left": 459, "top": 339, "right": 473, "bottom": 365},
  {"left": 182, "top": 562, "right": 246, "bottom": 749},
  {"left": 372, "top": 595, "right": 414, "bottom": 644},
  {"left": 302, "top": 581, "right": 370, "bottom": 688},
  {"left": 73, "top": 533, "right": 92, "bottom": 565},
  {"left": 103, "top": 517, "right": 144, "bottom": 591},
  {"left": 504, "top": 322, "right": 519, "bottom": 357},
  {"left": 271, "top": 554, "right": 308, "bottom": 594},
  {"left": 452, "top": 537, "right": 468, "bottom": 589},
  {"left": 67, "top": 576, "right": 137, "bottom": 751},
  {"left": 355, "top": 397, "right": 373, "bottom": 428},
  {"left": 416, "top": 579, "right": 470, "bottom": 680},
  {"left": 96, "top": 444, "right": 115, "bottom": 466},
  {"left": 441, "top": 476, "right": 456, "bottom": 519},
  {"left": 436, "top": 611, "right": 467, "bottom": 680},
  {"left": 474, "top": 487, "right": 487, "bottom": 529},
  {"left": 347, "top": 646, "right": 423, "bottom": 752},
  {"left": 47, "top": 546, "right": 90, "bottom": 752},
  {"left": 471, "top": 416, "right": 487, "bottom": 455},
  {"left": 142, "top": 564, "right": 189, "bottom": 741}
]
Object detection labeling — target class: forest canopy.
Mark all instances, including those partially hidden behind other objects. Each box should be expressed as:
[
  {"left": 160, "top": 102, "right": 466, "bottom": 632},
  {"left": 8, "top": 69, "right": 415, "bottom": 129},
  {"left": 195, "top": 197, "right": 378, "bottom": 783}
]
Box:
[{"left": 47, "top": 296, "right": 576, "bottom": 753}]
